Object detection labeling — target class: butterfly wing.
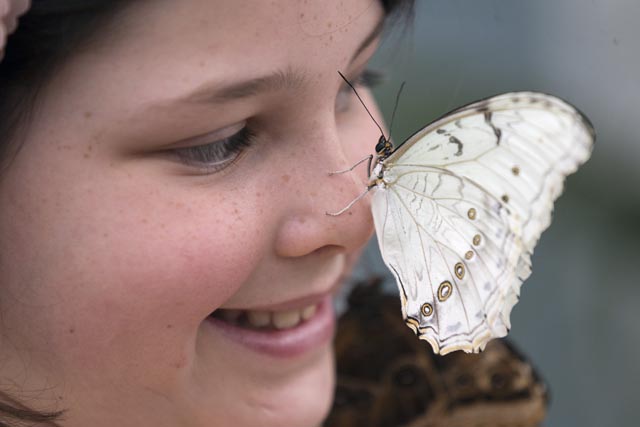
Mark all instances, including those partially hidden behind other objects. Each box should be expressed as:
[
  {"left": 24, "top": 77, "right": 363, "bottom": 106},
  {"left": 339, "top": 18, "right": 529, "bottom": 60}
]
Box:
[{"left": 372, "top": 92, "right": 594, "bottom": 355}]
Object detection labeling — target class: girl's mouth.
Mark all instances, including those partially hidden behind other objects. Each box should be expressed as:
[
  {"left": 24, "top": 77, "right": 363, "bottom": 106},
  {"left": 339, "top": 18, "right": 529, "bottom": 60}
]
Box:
[
  {"left": 206, "top": 294, "right": 335, "bottom": 358},
  {"left": 211, "top": 302, "right": 319, "bottom": 330}
]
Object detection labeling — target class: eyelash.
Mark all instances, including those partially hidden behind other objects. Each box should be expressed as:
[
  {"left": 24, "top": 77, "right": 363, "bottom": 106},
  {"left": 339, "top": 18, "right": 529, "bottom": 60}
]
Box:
[
  {"left": 172, "top": 127, "right": 256, "bottom": 173},
  {"left": 353, "top": 68, "right": 385, "bottom": 88},
  {"left": 171, "top": 68, "right": 384, "bottom": 173}
]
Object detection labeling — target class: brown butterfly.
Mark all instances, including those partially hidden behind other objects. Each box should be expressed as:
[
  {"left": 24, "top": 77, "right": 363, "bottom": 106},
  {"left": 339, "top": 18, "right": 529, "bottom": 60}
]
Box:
[{"left": 325, "top": 278, "right": 548, "bottom": 427}]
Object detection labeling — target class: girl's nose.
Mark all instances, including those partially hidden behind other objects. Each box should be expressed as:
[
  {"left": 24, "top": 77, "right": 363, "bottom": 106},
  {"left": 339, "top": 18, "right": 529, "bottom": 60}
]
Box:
[{"left": 274, "top": 128, "right": 375, "bottom": 258}]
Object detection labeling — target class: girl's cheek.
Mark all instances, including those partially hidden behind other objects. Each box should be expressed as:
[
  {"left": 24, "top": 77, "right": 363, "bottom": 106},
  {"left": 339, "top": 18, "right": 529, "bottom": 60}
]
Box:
[
  {"left": 90, "top": 181, "right": 270, "bottom": 318},
  {"left": 11, "top": 151, "right": 269, "bottom": 341}
]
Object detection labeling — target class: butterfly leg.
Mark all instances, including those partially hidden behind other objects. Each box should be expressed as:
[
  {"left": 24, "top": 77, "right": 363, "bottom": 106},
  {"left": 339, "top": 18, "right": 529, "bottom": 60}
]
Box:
[
  {"left": 327, "top": 154, "right": 373, "bottom": 176},
  {"left": 325, "top": 185, "right": 373, "bottom": 216}
]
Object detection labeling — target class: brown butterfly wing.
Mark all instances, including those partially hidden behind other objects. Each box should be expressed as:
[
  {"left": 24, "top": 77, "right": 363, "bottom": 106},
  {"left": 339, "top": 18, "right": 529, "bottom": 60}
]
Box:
[{"left": 325, "top": 279, "right": 548, "bottom": 427}]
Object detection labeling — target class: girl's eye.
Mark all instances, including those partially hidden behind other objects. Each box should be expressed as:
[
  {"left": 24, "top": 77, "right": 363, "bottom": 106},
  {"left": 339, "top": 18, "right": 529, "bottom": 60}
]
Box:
[
  {"left": 170, "top": 126, "right": 257, "bottom": 174},
  {"left": 168, "top": 69, "right": 384, "bottom": 174},
  {"left": 337, "top": 68, "right": 385, "bottom": 112}
]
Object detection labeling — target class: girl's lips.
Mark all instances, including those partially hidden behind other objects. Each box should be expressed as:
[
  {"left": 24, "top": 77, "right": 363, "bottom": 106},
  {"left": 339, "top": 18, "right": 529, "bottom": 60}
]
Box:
[{"left": 205, "top": 295, "right": 335, "bottom": 358}]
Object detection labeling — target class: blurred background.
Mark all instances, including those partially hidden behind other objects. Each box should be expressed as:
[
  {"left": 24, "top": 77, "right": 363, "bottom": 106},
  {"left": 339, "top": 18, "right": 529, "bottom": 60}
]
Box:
[{"left": 350, "top": 1, "right": 640, "bottom": 426}]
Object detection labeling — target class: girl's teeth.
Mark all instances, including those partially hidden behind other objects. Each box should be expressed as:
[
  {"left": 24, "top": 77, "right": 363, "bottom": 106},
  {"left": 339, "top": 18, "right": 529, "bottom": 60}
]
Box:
[
  {"left": 247, "top": 310, "right": 271, "bottom": 328},
  {"left": 301, "top": 304, "right": 316, "bottom": 320},
  {"left": 272, "top": 309, "right": 301, "bottom": 329},
  {"left": 215, "top": 303, "right": 319, "bottom": 330}
]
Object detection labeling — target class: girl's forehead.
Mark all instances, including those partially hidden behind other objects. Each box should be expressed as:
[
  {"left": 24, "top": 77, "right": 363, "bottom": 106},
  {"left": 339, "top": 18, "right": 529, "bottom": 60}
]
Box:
[
  {"left": 101, "top": 0, "right": 384, "bottom": 66},
  {"left": 45, "top": 0, "right": 384, "bottom": 130}
]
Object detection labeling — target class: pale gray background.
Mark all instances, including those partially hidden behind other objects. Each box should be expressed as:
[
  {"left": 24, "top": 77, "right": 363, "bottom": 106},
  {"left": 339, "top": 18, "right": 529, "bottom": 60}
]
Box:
[{"left": 349, "top": 1, "right": 639, "bottom": 426}]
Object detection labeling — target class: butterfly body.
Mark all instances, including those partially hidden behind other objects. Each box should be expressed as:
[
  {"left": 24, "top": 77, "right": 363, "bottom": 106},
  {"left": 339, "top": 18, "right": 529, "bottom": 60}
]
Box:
[{"left": 368, "top": 92, "right": 594, "bottom": 355}]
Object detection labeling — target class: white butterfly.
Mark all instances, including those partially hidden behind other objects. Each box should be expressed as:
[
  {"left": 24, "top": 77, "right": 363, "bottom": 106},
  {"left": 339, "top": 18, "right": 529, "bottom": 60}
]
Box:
[{"left": 334, "top": 90, "right": 594, "bottom": 355}]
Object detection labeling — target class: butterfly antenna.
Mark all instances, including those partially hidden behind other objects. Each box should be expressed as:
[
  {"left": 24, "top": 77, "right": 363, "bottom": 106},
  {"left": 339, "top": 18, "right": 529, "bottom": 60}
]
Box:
[
  {"left": 337, "top": 71, "right": 386, "bottom": 139},
  {"left": 388, "top": 81, "right": 406, "bottom": 143}
]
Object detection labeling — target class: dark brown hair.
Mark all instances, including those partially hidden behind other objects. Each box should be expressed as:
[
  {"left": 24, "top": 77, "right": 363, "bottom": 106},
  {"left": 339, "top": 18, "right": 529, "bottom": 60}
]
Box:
[{"left": 0, "top": 0, "right": 414, "bottom": 424}]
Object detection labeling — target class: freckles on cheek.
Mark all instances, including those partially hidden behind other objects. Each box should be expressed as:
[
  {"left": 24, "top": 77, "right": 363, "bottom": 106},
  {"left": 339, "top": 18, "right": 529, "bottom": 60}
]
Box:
[
  {"left": 50, "top": 214, "right": 268, "bottom": 377},
  {"left": 54, "top": 184, "right": 270, "bottom": 337},
  {"left": 173, "top": 224, "right": 262, "bottom": 309},
  {"left": 140, "top": 198, "right": 269, "bottom": 315}
]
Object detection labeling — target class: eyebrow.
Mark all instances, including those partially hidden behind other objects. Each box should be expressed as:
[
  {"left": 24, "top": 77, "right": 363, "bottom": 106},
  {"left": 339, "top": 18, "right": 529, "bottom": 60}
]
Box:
[{"left": 181, "top": 17, "right": 386, "bottom": 105}]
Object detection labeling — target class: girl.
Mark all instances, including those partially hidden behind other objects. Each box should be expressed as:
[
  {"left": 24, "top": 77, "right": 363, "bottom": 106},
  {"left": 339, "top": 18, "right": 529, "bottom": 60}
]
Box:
[{"left": 0, "top": 0, "right": 413, "bottom": 426}]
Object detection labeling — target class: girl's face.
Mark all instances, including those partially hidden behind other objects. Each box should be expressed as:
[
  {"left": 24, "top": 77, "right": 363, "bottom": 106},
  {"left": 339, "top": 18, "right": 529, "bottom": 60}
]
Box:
[{"left": 0, "top": 0, "right": 384, "bottom": 426}]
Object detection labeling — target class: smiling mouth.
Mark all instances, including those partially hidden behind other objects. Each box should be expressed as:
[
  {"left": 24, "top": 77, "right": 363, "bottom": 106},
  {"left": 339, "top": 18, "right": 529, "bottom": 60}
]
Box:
[
  {"left": 210, "top": 302, "right": 319, "bottom": 330},
  {"left": 206, "top": 294, "right": 336, "bottom": 358}
]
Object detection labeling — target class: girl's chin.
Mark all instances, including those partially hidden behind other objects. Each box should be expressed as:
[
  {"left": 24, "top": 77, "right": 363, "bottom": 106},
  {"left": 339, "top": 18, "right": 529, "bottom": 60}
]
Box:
[{"left": 187, "top": 342, "right": 335, "bottom": 427}]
